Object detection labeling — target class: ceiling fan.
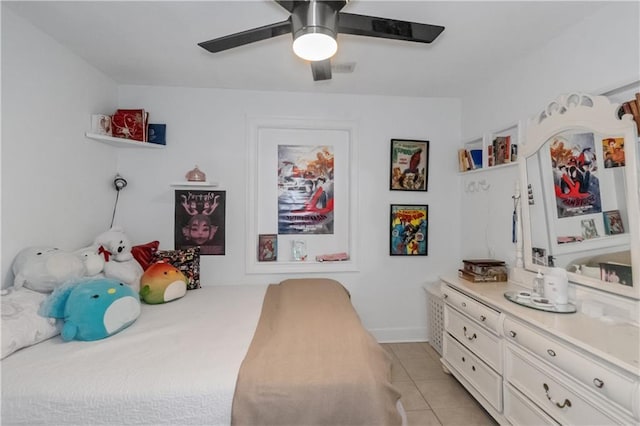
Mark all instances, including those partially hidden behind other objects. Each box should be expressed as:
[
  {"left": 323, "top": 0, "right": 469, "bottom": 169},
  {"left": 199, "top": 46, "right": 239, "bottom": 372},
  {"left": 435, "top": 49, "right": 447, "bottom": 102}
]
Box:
[{"left": 198, "top": 0, "right": 445, "bottom": 81}]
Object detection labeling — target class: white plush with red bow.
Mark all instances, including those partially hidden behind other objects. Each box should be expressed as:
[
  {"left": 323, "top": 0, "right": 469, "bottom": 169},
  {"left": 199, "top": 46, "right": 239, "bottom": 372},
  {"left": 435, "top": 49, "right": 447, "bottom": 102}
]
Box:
[{"left": 94, "top": 227, "right": 143, "bottom": 293}]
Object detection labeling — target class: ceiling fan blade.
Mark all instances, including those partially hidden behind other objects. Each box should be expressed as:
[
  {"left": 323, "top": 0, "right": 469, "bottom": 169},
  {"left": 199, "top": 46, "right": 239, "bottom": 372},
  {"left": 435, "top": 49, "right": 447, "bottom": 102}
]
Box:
[
  {"left": 198, "top": 19, "right": 291, "bottom": 53},
  {"left": 338, "top": 13, "right": 445, "bottom": 43},
  {"left": 274, "top": 1, "right": 297, "bottom": 13},
  {"left": 311, "top": 59, "right": 332, "bottom": 81}
]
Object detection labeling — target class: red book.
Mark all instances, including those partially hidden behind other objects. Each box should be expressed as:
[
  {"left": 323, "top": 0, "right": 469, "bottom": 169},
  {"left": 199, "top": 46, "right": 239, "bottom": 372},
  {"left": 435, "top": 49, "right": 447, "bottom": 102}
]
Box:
[{"left": 111, "top": 109, "right": 147, "bottom": 141}]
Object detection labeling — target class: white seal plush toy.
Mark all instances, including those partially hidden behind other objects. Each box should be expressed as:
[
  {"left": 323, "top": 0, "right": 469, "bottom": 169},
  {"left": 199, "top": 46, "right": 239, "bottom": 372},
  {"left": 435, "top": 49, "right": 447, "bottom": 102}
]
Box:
[
  {"left": 12, "top": 247, "right": 85, "bottom": 293},
  {"left": 94, "top": 227, "right": 143, "bottom": 293}
]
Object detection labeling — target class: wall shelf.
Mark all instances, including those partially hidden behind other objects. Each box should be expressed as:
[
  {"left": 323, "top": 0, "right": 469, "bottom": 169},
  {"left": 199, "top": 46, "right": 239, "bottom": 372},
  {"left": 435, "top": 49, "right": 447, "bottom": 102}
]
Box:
[
  {"left": 170, "top": 181, "right": 218, "bottom": 188},
  {"left": 458, "top": 161, "right": 518, "bottom": 175},
  {"left": 85, "top": 132, "right": 165, "bottom": 149},
  {"left": 458, "top": 121, "right": 522, "bottom": 173}
]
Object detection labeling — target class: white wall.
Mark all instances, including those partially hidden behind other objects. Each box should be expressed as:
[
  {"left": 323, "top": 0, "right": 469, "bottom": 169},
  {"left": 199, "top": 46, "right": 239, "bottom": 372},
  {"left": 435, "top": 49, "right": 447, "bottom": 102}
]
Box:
[
  {"left": 459, "top": 2, "right": 640, "bottom": 266},
  {"left": 115, "top": 86, "right": 461, "bottom": 340},
  {"left": 1, "top": 8, "right": 119, "bottom": 285}
]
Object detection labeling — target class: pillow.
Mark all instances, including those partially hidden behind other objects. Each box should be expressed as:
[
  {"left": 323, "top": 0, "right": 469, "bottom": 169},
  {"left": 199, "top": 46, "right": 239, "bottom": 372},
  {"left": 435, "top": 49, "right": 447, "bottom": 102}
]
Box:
[
  {"left": 39, "top": 278, "right": 141, "bottom": 342},
  {"left": 140, "top": 262, "right": 187, "bottom": 304},
  {"left": 152, "top": 247, "right": 200, "bottom": 290},
  {"left": 131, "top": 240, "right": 160, "bottom": 270},
  {"left": 1, "top": 287, "right": 61, "bottom": 359}
]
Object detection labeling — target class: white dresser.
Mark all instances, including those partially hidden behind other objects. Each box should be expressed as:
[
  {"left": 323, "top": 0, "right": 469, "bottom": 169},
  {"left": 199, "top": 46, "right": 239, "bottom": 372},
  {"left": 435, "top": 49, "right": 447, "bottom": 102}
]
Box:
[{"left": 439, "top": 275, "right": 640, "bottom": 426}]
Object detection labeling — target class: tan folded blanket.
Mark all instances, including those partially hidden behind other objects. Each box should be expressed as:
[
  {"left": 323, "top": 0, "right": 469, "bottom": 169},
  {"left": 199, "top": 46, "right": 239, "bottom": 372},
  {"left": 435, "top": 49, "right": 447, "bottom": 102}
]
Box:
[{"left": 232, "top": 278, "right": 401, "bottom": 426}]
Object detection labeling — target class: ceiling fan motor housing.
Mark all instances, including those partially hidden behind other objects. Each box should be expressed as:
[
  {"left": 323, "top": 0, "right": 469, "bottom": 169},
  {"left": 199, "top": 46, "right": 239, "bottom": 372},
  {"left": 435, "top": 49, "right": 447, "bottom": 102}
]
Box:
[{"left": 291, "top": 1, "right": 339, "bottom": 42}]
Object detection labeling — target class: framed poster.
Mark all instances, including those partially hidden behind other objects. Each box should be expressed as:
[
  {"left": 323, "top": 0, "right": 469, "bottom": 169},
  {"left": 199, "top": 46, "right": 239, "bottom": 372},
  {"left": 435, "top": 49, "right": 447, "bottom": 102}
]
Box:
[
  {"left": 246, "top": 117, "right": 358, "bottom": 273},
  {"left": 603, "top": 210, "right": 624, "bottom": 235},
  {"left": 257, "top": 234, "right": 277, "bottom": 261},
  {"left": 174, "top": 190, "right": 225, "bottom": 255},
  {"left": 390, "top": 139, "right": 429, "bottom": 191},
  {"left": 390, "top": 204, "right": 428, "bottom": 256},
  {"left": 549, "top": 132, "right": 601, "bottom": 218},
  {"left": 602, "top": 137, "right": 625, "bottom": 168},
  {"left": 277, "top": 144, "right": 334, "bottom": 235}
]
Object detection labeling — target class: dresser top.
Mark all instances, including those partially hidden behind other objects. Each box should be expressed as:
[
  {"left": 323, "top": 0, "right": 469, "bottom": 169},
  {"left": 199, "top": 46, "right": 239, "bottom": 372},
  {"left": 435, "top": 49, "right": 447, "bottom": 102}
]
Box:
[{"left": 440, "top": 275, "right": 640, "bottom": 376}]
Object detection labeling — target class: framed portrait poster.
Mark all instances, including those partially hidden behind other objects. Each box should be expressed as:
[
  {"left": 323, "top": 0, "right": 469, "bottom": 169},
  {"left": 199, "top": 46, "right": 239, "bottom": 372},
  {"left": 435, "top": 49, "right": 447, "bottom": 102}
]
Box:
[
  {"left": 390, "top": 204, "right": 428, "bottom": 256},
  {"left": 174, "top": 190, "right": 225, "bottom": 255},
  {"left": 390, "top": 139, "right": 429, "bottom": 191}
]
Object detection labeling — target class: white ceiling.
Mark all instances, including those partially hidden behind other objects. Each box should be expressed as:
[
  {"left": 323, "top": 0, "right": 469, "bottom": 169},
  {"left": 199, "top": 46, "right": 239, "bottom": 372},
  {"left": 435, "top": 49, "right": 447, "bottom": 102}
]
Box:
[{"left": 4, "top": 1, "right": 609, "bottom": 98}]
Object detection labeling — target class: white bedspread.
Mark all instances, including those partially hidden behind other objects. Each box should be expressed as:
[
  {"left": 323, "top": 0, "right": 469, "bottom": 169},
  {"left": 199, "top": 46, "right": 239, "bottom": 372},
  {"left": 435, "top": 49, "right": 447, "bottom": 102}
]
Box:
[{"left": 1, "top": 285, "right": 268, "bottom": 425}]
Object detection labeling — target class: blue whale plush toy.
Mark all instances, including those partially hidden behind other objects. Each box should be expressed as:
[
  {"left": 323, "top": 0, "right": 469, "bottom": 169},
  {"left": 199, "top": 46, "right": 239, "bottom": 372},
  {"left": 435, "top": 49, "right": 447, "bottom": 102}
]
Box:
[{"left": 40, "top": 277, "right": 141, "bottom": 341}]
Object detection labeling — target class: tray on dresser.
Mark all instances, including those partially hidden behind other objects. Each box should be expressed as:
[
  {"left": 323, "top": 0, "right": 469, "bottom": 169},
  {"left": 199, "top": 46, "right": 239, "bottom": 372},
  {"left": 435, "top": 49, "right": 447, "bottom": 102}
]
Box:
[{"left": 504, "top": 291, "right": 576, "bottom": 314}]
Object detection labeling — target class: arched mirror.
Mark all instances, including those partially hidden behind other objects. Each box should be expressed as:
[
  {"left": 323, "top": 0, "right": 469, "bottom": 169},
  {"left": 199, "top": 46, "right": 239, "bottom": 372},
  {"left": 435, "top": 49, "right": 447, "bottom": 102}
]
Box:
[{"left": 520, "top": 93, "right": 639, "bottom": 299}]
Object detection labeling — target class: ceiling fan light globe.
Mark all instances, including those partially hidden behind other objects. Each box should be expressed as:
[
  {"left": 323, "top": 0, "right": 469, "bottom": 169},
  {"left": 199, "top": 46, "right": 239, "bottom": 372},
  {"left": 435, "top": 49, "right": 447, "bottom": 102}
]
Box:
[{"left": 293, "top": 32, "right": 337, "bottom": 61}]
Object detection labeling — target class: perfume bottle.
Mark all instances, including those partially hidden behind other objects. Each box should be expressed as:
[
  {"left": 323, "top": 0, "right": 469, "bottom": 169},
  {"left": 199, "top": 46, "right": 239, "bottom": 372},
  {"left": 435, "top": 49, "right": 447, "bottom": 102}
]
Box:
[{"left": 532, "top": 270, "right": 545, "bottom": 297}]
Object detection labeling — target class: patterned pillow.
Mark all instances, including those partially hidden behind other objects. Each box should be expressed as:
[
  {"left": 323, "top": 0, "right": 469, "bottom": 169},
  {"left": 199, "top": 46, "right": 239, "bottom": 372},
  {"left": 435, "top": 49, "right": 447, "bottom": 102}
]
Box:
[
  {"left": 132, "top": 241, "right": 160, "bottom": 270},
  {"left": 151, "top": 247, "right": 200, "bottom": 290}
]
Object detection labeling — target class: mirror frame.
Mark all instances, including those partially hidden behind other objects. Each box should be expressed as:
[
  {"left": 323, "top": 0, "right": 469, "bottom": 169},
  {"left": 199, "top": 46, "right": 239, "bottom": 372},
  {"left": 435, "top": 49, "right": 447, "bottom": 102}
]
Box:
[{"left": 519, "top": 93, "right": 639, "bottom": 299}]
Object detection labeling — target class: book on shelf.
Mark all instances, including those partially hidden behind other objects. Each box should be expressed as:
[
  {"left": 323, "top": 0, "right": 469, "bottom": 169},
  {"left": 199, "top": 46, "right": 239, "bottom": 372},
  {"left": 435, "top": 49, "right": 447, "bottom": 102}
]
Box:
[
  {"left": 510, "top": 143, "right": 518, "bottom": 162},
  {"left": 457, "top": 148, "right": 482, "bottom": 172},
  {"left": 148, "top": 123, "right": 166, "bottom": 145},
  {"left": 493, "top": 135, "right": 511, "bottom": 165},
  {"left": 628, "top": 95, "right": 640, "bottom": 133},
  {"left": 111, "top": 109, "right": 148, "bottom": 142},
  {"left": 620, "top": 93, "right": 640, "bottom": 133}
]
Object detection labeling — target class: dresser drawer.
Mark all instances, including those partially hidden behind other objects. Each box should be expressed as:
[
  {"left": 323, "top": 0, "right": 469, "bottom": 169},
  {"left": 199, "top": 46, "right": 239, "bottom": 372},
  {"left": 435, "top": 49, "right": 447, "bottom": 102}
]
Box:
[
  {"left": 505, "top": 344, "right": 631, "bottom": 425},
  {"left": 442, "top": 285, "right": 500, "bottom": 333},
  {"left": 445, "top": 305, "right": 502, "bottom": 372},
  {"left": 503, "top": 316, "right": 639, "bottom": 418},
  {"left": 504, "top": 382, "right": 559, "bottom": 426},
  {"left": 444, "top": 333, "right": 502, "bottom": 411}
]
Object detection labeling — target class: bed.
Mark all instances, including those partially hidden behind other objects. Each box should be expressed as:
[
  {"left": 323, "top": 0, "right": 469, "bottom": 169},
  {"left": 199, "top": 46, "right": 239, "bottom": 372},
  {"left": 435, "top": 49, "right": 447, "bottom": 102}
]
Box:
[{"left": 1, "top": 278, "right": 403, "bottom": 425}]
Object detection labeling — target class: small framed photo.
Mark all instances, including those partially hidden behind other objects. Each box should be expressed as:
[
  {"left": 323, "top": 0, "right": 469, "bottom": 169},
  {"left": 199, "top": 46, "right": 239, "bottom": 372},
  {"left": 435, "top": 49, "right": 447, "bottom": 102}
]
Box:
[
  {"left": 91, "top": 114, "right": 112, "bottom": 136},
  {"left": 603, "top": 210, "right": 624, "bottom": 235},
  {"left": 581, "top": 218, "right": 599, "bottom": 239},
  {"left": 600, "top": 262, "right": 632, "bottom": 286},
  {"left": 532, "top": 247, "right": 547, "bottom": 266},
  {"left": 601, "top": 137, "right": 625, "bottom": 168},
  {"left": 390, "top": 139, "right": 429, "bottom": 191},
  {"left": 257, "top": 234, "right": 277, "bottom": 262},
  {"left": 390, "top": 204, "right": 428, "bottom": 256}
]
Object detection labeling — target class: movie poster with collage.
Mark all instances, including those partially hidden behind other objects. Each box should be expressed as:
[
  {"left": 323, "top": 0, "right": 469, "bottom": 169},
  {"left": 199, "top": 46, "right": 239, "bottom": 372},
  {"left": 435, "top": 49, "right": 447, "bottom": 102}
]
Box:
[
  {"left": 277, "top": 145, "right": 334, "bottom": 235},
  {"left": 549, "top": 132, "right": 602, "bottom": 218},
  {"left": 174, "top": 190, "right": 225, "bottom": 255}
]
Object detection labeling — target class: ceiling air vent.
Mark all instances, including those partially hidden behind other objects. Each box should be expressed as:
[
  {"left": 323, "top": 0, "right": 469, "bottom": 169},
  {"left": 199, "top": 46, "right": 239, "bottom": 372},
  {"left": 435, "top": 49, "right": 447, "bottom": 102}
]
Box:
[{"left": 331, "top": 62, "right": 356, "bottom": 73}]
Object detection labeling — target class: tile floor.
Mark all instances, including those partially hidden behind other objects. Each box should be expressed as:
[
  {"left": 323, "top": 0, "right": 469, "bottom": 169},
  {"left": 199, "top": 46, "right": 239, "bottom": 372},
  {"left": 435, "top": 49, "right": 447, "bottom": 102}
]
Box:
[{"left": 381, "top": 342, "right": 498, "bottom": 426}]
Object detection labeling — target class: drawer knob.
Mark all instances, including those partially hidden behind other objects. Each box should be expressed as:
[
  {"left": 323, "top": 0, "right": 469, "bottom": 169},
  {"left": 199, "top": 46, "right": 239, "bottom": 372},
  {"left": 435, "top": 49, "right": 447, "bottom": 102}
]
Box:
[
  {"left": 444, "top": 294, "right": 449, "bottom": 299},
  {"left": 463, "top": 326, "right": 477, "bottom": 341},
  {"left": 461, "top": 356, "right": 465, "bottom": 363},
  {"left": 480, "top": 315, "right": 486, "bottom": 322},
  {"left": 543, "top": 383, "right": 572, "bottom": 409},
  {"left": 471, "top": 365, "right": 476, "bottom": 372},
  {"left": 461, "top": 302, "right": 467, "bottom": 307},
  {"left": 593, "top": 378, "right": 604, "bottom": 388},
  {"left": 547, "top": 349, "right": 556, "bottom": 357},
  {"left": 509, "top": 331, "right": 517, "bottom": 338}
]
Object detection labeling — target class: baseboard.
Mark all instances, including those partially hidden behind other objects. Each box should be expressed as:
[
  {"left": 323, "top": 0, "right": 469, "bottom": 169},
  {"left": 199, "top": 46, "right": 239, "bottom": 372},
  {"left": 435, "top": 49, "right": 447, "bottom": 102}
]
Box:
[{"left": 369, "top": 327, "right": 428, "bottom": 343}]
